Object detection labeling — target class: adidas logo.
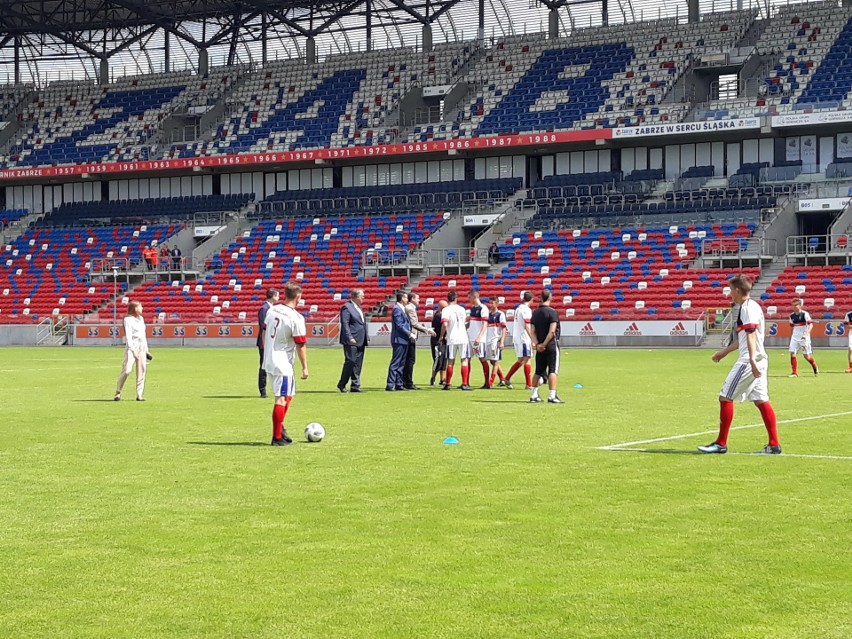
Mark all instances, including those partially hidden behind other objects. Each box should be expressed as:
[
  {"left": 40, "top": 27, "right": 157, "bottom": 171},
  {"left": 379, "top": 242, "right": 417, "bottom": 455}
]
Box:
[
  {"left": 376, "top": 324, "right": 391, "bottom": 336},
  {"left": 670, "top": 321, "right": 689, "bottom": 336},
  {"left": 623, "top": 322, "right": 642, "bottom": 336},
  {"left": 579, "top": 322, "right": 596, "bottom": 336}
]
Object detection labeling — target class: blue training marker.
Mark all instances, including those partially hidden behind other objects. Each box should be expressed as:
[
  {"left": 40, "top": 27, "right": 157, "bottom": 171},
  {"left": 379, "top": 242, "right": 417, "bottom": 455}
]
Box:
[
  {"left": 443, "top": 436, "right": 460, "bottom": 444},
  {"left": 573, "top": 383, "right": 583, "bottom": 389}
]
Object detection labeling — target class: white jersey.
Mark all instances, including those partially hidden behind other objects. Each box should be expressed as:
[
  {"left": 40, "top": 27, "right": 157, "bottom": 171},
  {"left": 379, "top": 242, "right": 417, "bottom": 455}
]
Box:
[
  {"left": 512, "top": 303, "right": 533, "bottom": 345},
  {"left": 263, "top": 303, "right": 307, "bottom": 376},
  {"left": 734, "top": 299, "right": 766, "bottom": 362},
  {"left": 486, "top": 310, "right": 507, "bottom": 343},
  {"left": 123, "top": 315, "right": 148, "bottom": 354},
  {"left": 789, "top": 310, "right": 813, "bottom": 341},
  {"left": 467, "top": 302, "right": 489, "bottom": 342},
  {"left": 442, "top": 303, "right": 468, "bottom": 346}
]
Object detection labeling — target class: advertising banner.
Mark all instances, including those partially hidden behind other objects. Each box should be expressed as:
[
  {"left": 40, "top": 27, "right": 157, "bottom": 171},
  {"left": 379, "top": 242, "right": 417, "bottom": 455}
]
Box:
[
  {"left": 797, "top": 198, "right": 851, "bottom": 212},
  {"left": 772, "top": 111, "right": 852, "bottom": 127},
  {"left": 75, "top": 322, "right": 339, "bottom": 340},
  {"left": 838, "top": 132, "right": 852, "bottom": 158},
  {"left": 612, "top": 118, "right": 760, "bottom": 139}
]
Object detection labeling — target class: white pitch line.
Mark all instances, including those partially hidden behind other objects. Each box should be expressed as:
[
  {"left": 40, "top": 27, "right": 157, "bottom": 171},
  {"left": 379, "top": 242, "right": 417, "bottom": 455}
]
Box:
[
  {"left": 605, "top": 447, "right": 852, "bottom": 461},
  {"left": 598, "top": 410, "right": 852, "bottom": 451}
]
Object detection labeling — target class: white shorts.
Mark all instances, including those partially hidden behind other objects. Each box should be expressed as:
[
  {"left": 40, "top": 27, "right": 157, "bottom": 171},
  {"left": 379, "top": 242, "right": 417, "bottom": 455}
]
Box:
[
  {"left": 470, "top": 339, "right": 487, "bottom": 360},
  {"left": 486, "top": 340, "right": 503, "bottom": 361},
  {"left": 445, "top": 342, "right": 471, "bottom": 361},
  {"left": 514, "top": 340, "right": 532, "bottom": 359},
  {"left": 720, "top": 358, "right": 769, "bottom": 403},
  {"left": 270, "top": 373, "right": 296, "bottom": 398},
  {"left": 847, "top": 332, "right": 852, "bottom": 349},
  {"left": 788, "top": 336, "right": 812, "bottom": 355}
]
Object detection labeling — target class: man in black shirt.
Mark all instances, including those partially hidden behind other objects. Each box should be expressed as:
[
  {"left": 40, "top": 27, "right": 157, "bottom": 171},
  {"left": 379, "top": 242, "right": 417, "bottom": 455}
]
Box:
[
  {"left": 529, "top": 289, "right": 563, "bottom": 404},
  {"left": 430, "top": 300, "right": 448, "bottom": 386}
]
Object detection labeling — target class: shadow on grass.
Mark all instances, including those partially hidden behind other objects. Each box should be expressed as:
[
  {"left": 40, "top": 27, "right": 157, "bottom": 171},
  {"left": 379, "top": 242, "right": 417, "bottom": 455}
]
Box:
[
  {"left": 611, "top": 447, "right": 703, "bottom": 456},
  {"left": 187, "top": 441, "right": 316, "bottom": 447}
]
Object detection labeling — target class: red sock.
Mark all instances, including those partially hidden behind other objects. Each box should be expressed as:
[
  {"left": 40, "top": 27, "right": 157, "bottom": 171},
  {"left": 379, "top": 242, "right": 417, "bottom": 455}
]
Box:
[
  {"left": 272, "top": 402, "right": 287, "bottom": 440},
  {"left": 446, "top": 364, "right": 454, "bottom": 385},
  {"left": 489, "top": 366, "right": 501, "bottom": 386},
  {"left": 804, "top": 355, "right": 817, "bottom": 372},
  {"left": 523, "top": 363, "right": 532, "bottom": 387},
  {"left": 757, "top": 401, "right": 779, "bottom": 447},
  {"left": 790, "top": 355, "right": 798, "bottom": 375},
  {"left": 717, "top": 399, "right": 734, "bottom": 446},
  {"left": 461, "top": 364, "right": 470, "bottom": 386},
  {"left": 481, "top": 360, "right": 490, "bottom": 383},
  {"left": 505, "top": 362, "right": 521, "bottom": 381}
]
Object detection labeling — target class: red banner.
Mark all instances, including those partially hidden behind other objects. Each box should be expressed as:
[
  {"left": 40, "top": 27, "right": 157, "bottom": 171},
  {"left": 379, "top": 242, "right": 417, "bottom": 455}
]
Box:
[
  {"left": 75, "top": 322, "right": 339, "bottom": 339},
  {"left": 0, "top": 129, "right": 610, "bottom": 182}
]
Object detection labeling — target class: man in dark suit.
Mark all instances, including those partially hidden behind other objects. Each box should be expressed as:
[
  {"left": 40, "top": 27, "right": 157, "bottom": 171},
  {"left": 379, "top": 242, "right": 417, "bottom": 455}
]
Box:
[
  {"left": 256, "top": 288, "right": 279, "bottom": 398},
  {"left": 386, "top": 291, "right": 413, "bottom": 391},
  {"left": 337, "top": 288, "right": 368, "bottom": 393},
  {"left": 402, "top": 292, "right": 435, "bottom": 390}
]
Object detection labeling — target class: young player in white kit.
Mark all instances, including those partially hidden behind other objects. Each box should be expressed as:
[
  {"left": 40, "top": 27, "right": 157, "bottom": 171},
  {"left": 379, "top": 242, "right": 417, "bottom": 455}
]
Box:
[
  {"left": 485, "top": 297, "right": 508, "bottom": 388},
  {"left": 698, "top": 275, "right": 781, "bottom": 455},
  {"left": 787, "top": 298, "right": 819, "bottom": 377},
  {"left": 503, "top": 291, "right": 534, "bottom": 389},
  {"left": 467, "top": 289, "right": 490, "bottom": 387},
  {"left": 439, "top": 290, "right": 473, "bottom": 390},
  {"left": 263, "top": 282, "right": 309, "bottom": 446}
]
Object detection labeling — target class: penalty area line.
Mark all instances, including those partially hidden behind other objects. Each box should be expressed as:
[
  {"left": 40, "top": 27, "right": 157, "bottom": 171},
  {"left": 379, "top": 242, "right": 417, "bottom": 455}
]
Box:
[
  {"left": 597, "top": 410, "right": 852, "bottom": 456},
  {"left": 605, "top": 448, "right": 852, "bottom": 461}
]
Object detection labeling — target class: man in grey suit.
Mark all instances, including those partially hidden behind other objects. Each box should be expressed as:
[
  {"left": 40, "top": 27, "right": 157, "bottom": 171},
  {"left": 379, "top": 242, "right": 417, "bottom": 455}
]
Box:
[
  {"left": 386, "top": 291, "right": 414, "bottom": 391},
  {"left": 337, "top": 288, "right": 368, "bottom": 393},
  {"left": 402, "top": 292, "right": 435, "bottom": 390}
]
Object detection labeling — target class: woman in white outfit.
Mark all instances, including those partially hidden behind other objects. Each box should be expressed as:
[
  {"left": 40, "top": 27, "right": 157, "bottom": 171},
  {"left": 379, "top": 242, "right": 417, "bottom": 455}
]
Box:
[{"left": 114, "top": 301, "right": 149, "bottom": 401}]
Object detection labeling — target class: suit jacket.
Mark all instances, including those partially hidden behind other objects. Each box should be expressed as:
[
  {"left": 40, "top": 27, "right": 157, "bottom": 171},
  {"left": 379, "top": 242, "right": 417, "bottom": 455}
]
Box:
[
  {"left": 404, "top": 302, "right": 430, "bottom": 342},
  {"left": 339, "top": 300, "right": 368, "bottom": 346},
  {"left": 390, "top": 303, "right": 413, "bottom": 347},
  {"left": 256, "top": 300, "right": 272, "bottom": 347}
]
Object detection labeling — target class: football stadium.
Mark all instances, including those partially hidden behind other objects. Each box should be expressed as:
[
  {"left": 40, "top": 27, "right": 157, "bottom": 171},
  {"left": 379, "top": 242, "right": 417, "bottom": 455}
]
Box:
[{"left": 1, "top": 0, "right": 851, "bottom": 636}]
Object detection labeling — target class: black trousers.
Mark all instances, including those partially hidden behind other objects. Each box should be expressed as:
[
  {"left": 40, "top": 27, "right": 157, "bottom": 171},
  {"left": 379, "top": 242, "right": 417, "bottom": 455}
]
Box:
[
  {"left": 338, "top": 344, "right": 365, "bottom": 390},
  {"left": 257, "top": 346, "right": 266, "bottom": 394},
  {"left": 402, "top": 339, "right": 417, "bottom": 388}
]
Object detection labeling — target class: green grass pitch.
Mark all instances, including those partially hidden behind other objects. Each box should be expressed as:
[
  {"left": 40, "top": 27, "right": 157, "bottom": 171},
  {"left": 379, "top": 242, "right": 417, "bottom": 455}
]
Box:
[{"left": 1, "top": 346, "right": 850, "bottom": 638}]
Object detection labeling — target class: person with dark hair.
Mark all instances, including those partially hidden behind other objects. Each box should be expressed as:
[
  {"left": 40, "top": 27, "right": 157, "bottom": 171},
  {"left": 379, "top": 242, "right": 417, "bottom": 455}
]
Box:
[
  {"left": 256, "top": 288, "right": 280, "bottom": 398},
  {"left": 402, "top": 291, "right": 435, "bottom": 390},
  {"left": 529, "top": 289, "right": 562, "bottom": 404},
  {"left": 467, "top": 289, "right": 490, "bottom": 387},
  {"left": 171, "top": 245, "right": 182, "bottom": 270},
  {"left": 114, "top": 300, "right": 150, "bottom": 402},
  {"left": 159, "top": 244, "right": 170, "bottom": 271},
  {"left": 263, "top": 282, "right": 309, "bottom": 446},
  {"left": 488, "top": 242, "right": 499, "bottom": 265},
  {"left": 386, "top": 291, "right": 413, "bottom": 391},
  {"left": 438, "top": 289, "right": 473, "bottom": 390},
  {"left": 503, "top": 290, "right": 535, "bottom": 389},
  {"left": 698, "top": 274, "right": 781, "bottom": 455},
  {"left": 485, "top": 297, "right": 508, "bottom": 388},
  {"left": 337, "top": 288, "right": 367, "bottom": 393},
  {"left": 430, "top": 300, "right": 448, "bottom": 386}
]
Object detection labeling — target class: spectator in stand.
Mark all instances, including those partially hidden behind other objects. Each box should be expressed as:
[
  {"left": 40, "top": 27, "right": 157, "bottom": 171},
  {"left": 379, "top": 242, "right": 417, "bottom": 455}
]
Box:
[
  {"left": 142, "top": 244, "right": 155, "bottom": 270},
  {"left": 171, "top": 246, "right": 182, "bottom": 270},
  {"left": 159, "top": 245, "right": 170, "bottom": 270},
  {"left": 488, "top": 242, "right": 499, "bottom": 265},
  {"left": 148, "top": 244, "right": 159, "bottom": 271}
]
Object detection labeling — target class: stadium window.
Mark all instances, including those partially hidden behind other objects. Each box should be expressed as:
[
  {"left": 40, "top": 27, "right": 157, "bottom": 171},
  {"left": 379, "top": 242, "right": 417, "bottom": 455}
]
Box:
[{"left": 717, "top": 74, "right": 739, "bottom": 101}]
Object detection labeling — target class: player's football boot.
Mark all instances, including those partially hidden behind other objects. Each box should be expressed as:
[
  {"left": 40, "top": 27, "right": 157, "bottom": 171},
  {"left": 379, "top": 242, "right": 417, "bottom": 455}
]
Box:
[
  {"left": 787, "top": 373, "right": 798, "bottom": 378},
  {"left": 460, "top": 384, "right": 474, "bottom": 391},
  {"left": 813, "top": 367, "right": 819, "bottom": 376},
  {"left": 547, "top": 396, "right": 564, "bottom": 404},
  {"left": 502, "top": 381, "right": 513, "bottom": 389},
  {"left": 529, "top": 396, "right": 543, "bottom": 403},
  {"left": 271, "top": 431, "right": 293, "bottom": 446},
  {"left": 697, "top": 442, "right": 728, "bottom": 454},
  {"left": 756, "top": 445, "right": 782, "bottom": 455}
]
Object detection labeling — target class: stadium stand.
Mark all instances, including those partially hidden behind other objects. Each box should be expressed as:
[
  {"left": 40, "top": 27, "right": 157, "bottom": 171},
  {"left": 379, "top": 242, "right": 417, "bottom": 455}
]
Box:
[
  {"left": 414, "top": 224, "right": 758, "bottom": 321},
  {"left": 759, "top": 265, "right": 852, "bottom": 320},
  {"left": 105, "top": 212, "right": 447, "bottom": 323},
  {"left": 42, "top": 193, "right": 253, "bottom": 226},
  {"left": 0, "top": 224, "right": 179, "bottom": 322}
]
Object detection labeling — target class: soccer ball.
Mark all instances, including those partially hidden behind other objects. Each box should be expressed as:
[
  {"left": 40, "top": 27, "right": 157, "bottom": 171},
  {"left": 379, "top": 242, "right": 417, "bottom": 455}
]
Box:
[{"left": 305, "top": 422, "right": 325, "bottom": 443}]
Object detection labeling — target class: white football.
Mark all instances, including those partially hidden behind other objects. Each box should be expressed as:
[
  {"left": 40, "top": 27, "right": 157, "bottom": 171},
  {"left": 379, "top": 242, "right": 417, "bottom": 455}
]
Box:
[{"left": 305, "top": 422, "right": 325, "bottom": 442}]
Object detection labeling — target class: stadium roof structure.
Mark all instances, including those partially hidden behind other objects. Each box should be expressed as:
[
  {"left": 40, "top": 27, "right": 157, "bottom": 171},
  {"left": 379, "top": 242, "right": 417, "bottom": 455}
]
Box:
[{"left": 0, "top": 0, "right": 795, "bottom": 85}]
